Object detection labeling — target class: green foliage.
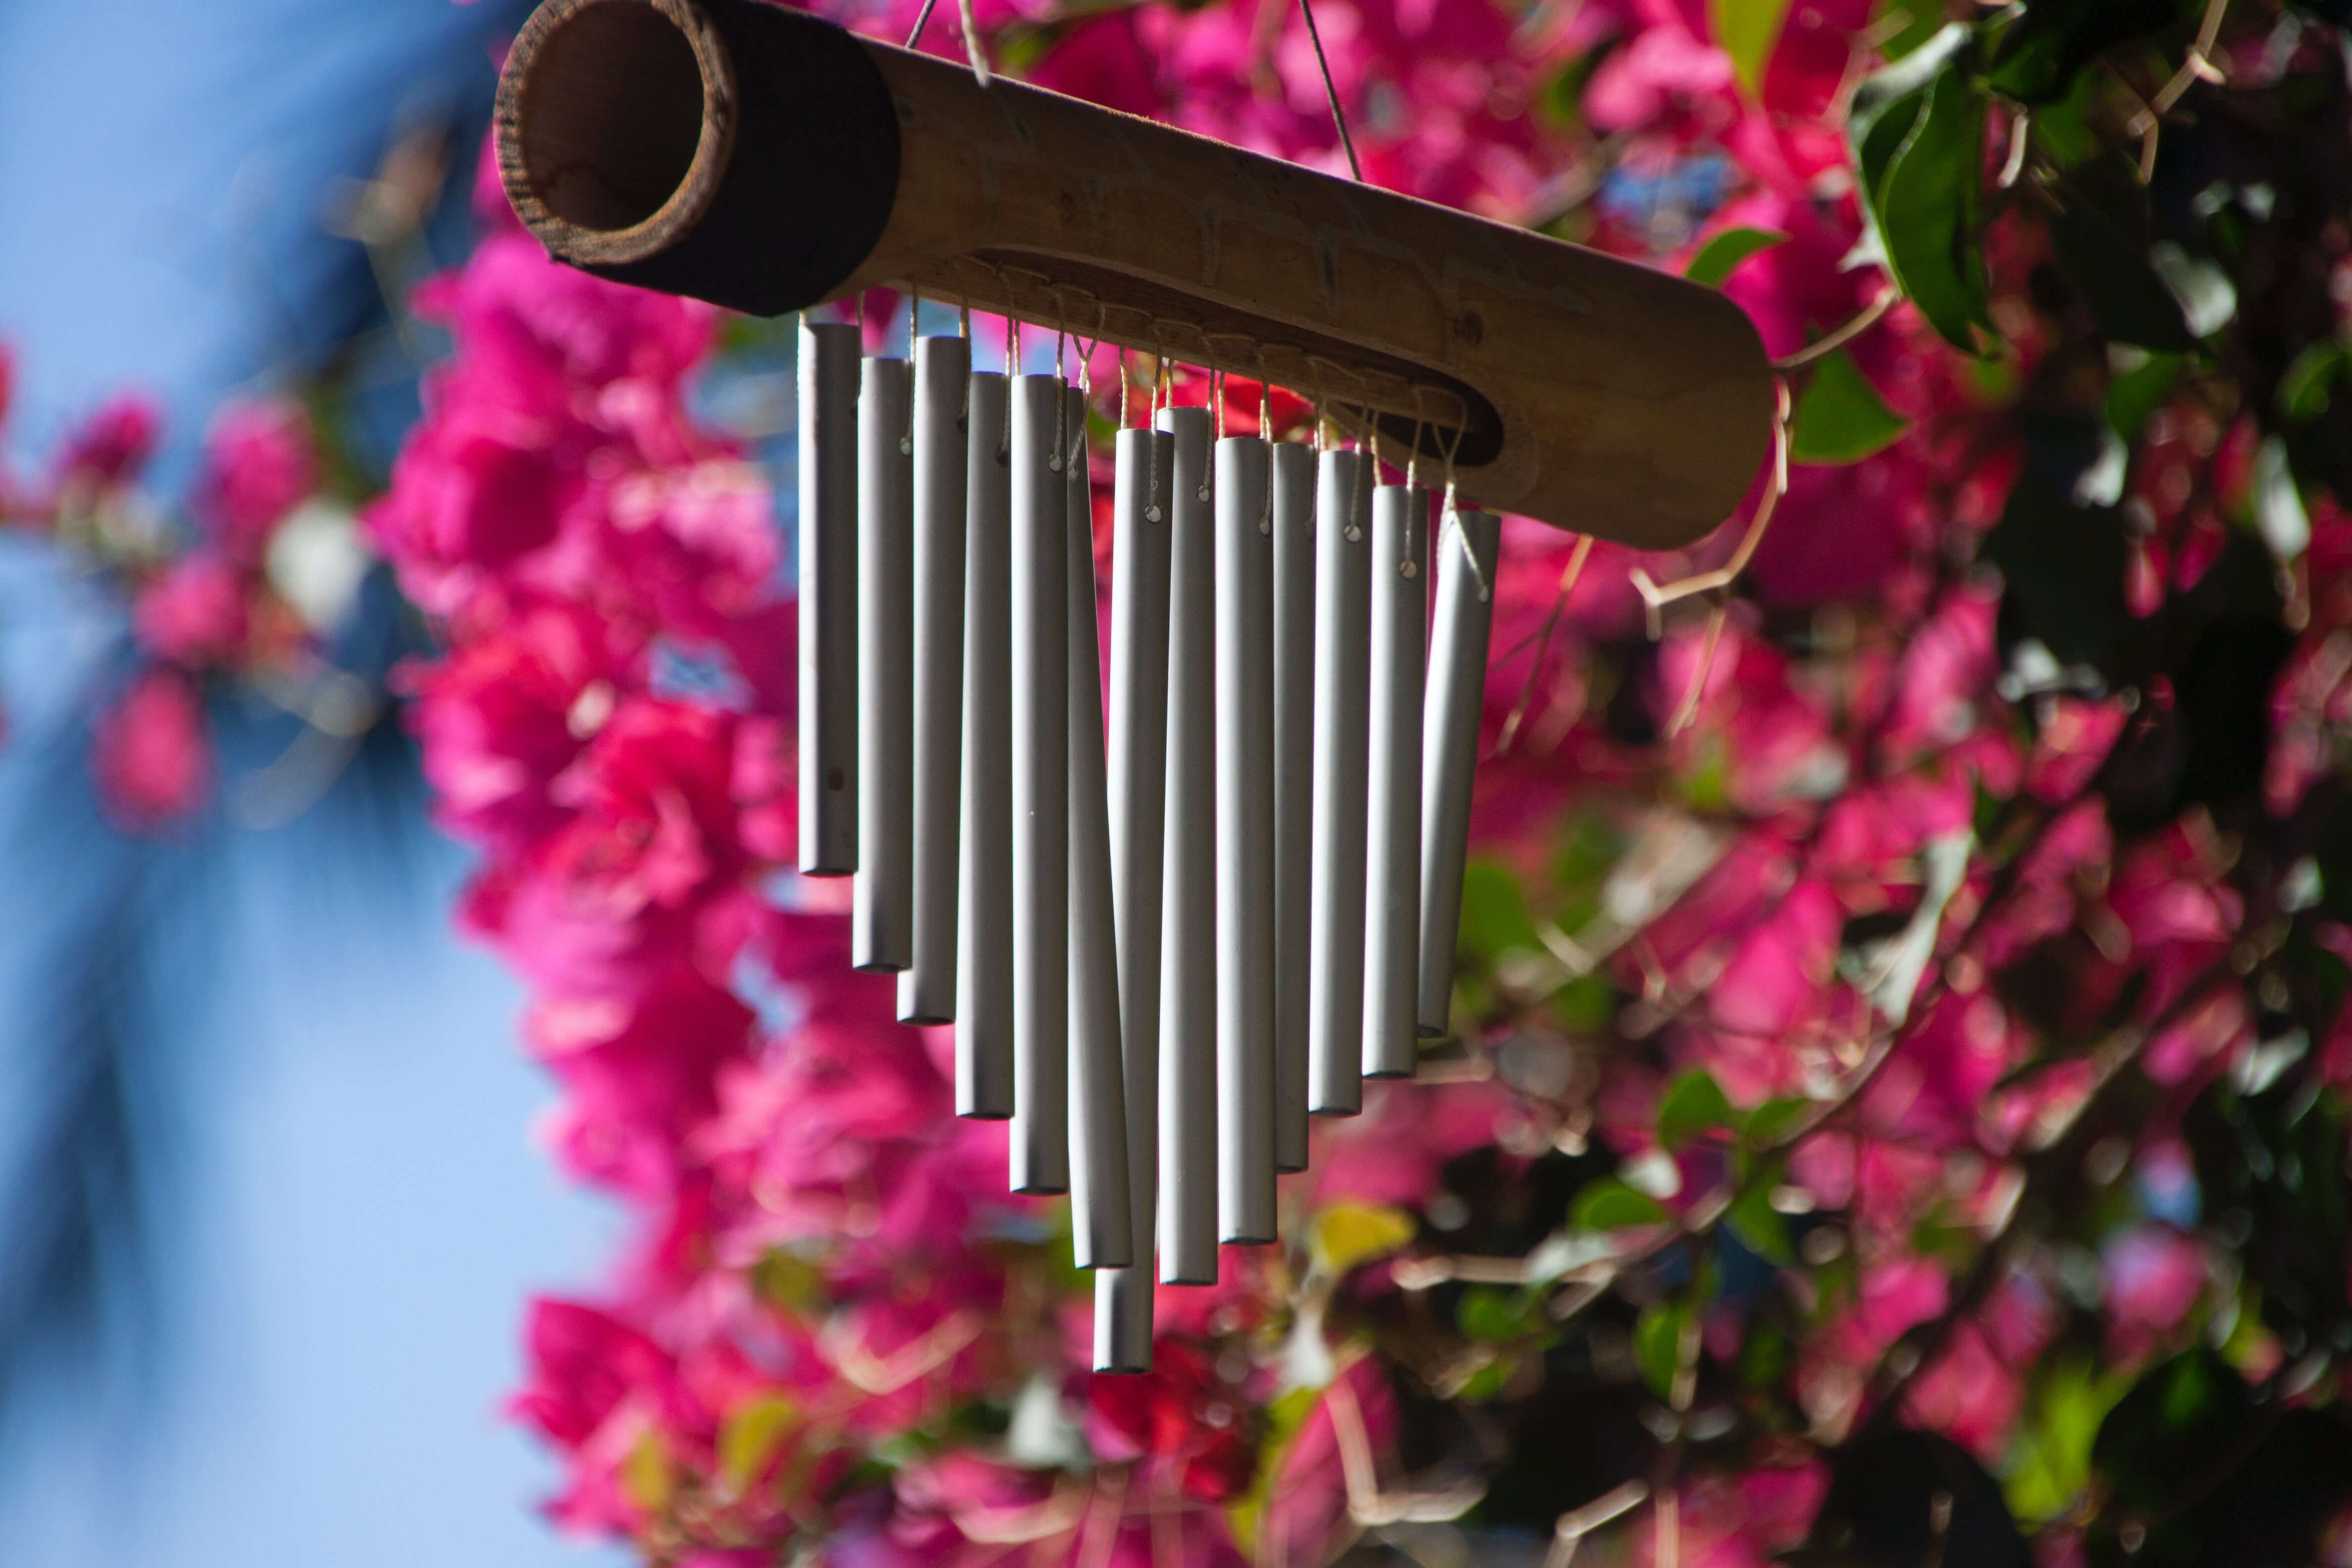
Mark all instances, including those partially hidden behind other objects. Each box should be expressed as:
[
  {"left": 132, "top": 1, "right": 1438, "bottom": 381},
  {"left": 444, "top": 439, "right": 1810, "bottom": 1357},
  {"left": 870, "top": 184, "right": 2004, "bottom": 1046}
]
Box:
[
  {"left": 1684, "top": 225, "right": 1789, "bottom": 287},
  {"left": 1571, "top": 1178, "right": 1667, "bottom": 1231},
  {"left": 1987, "top": 0, "right": 2199, "bottom": 105},
  {"left": 1656, "top": 1068, "right": 1733, "bottom": 1151},
  {"left": 1847, "top": 25, "right": 1990, "bottom": 354},
  {"left": 1633, "top": 1298, "right": 1690, "bottom": 1400},
  {"left": 1724, "top": 1180, "right": 1792, "bottom": 1265},
  {"left": 2047, "top": 160, "right": 2196, "bottom": 353},
  {"left": 1790, "top": 349, "right": 1909, "bottom": 463},
  {"left": 2005, "top": 1359, "right": 2128, "bottom": 1523},
  {"left": 1710, "top": 0, "right": 1793, "bottom": 100}
]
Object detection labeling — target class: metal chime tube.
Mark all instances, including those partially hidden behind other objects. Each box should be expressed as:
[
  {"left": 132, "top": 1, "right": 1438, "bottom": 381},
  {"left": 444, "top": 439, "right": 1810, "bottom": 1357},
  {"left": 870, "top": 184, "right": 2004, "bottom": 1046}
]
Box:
[
  {"left": 1270, "top": 441, "right": 1316, "bottom": 1171},
  {"left": 1067, "top": 386, "right": 1134, "bottom": 1271},
  {"left": 901, "top": 332, "right": 970, "bottom": 1022},
  {"left": 956, "top": 369, "right": 1014, "bottom": 1117},
  {"left": 1096, "top": 421, "right": 1175, "bottom": 1370},
  {"left": 1363, "top": 483, "right": 1427, "bottom": 1079},
  {"left": 1215, "top": 432, "right": 1276, "bottom": 1245},
  {"left": 854, "top": 353, "right": 915, "bottom": 970},
  {"left": 797, "top": 320, "right": 860, "bottom": 877},
  {"left": 1156, "top": 405, "right": 1218, "bottom": 1283},
  {"left": 1009, "top": 373, "right": 1070, "bottom": 1191},
  {"left": 1308, "top": 449, "right": 1373, "bottom": 1115},
  {"left": 1419, "top": 507, "right": 1501, "bottom": 1039}
]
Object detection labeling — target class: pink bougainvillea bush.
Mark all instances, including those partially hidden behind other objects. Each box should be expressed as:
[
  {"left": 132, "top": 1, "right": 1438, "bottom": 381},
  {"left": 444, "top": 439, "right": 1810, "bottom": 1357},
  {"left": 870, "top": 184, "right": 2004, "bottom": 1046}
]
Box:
[{"left": 359, "top": 0, "right": 2352, "bottom": 1562}]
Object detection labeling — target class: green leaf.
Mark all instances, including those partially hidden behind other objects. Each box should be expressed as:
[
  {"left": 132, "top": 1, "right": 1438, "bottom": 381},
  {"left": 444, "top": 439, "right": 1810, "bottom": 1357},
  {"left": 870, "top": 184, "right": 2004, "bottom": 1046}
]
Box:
[
  {"left": 2090, "top": 1350, "right": 2253, "bottom": 1517},
  {"left": 1790, "top": 349, "right": 1909, "bottom": 463},
  {"left": 1572, "top": 1178, "right": 1668, "bottom": 1231},
  {"left": 1875, "top": 62, "right": 1993, "bottom": 354},
  {"left": 1311, "top": 1201, "right": 1418, "bottom": 1275},
  {"left": 623, "top": 1430, "right": 676, "bottom": 1514},
  {"left": 2106, "top": 348, "right": 2184, "bottom": 439},
  {"left": 2047, "top": 163, "right": 2196, "bottom": 353},
  {"left": 719, "top": 1395, "right": 799, "bottom": 1492},
  {"left": 1457, "top": 1285, "right": 1543, "bottom": 1342},
  {"left": 1633, "top": 1300, "right": 1691, "bottom": 1401},
  {"left": 2279, "top": 342, "right": 2348, "bottom": 422},
  {"left": 1711, "top": 0, "right": 1794, "bottom": 100},
  {"left": 1743, "top": 1095, "right": 1812, "bottom": 1150},
  {"left": 1726, "top": 1181, "right": 1794, "bottom": 1264},
  {"left": 1656, "top": 1069, "right": 1734, "bottom": 1151},
  {"left": 1685, "top": 225, "right": 1790, "bottom": 287},
  {"left": 1988, "top": 0, "right": 2201, "bottom": 105},
  {"left": 1456, "top": 859, "right": 1539, "bottom": 966}
]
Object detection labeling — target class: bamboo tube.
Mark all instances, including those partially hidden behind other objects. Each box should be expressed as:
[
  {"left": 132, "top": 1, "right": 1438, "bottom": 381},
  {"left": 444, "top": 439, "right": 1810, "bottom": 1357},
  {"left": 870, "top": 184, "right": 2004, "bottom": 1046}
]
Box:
[
  {"left": 1095, "top": 422, "right": 1175, "bottom": 1370},
  {"left": 1215, "top": 434, "right": 1275, "bottom": 1245},
  {"left": 900, "top": 333, "right": 970, "bottom": 1023},
  {"left": 1010, "top": 373, "right": 1069, "bottom": 1193},
  {"left": 855, "top": 355, "right": 914, "bottom": 972},
  {"left": 1270, "top": 440, "right": 1315, "bottom": 1171},
  {"left": 956, "top": 369, "right": 1014, "bottom": 1118},
  {"left": 796, "top": 319, "right": 859, "bottom": 878},
  {"left": 1363, "top": 485, "right": 1425, "bottom": 1080},
  {"left": 1419, "top": 507, "right": 1500, "bottom": 1039},
  {"left": 1308, "top": 449, "right": 1372, "bottom": 1116},
  {"left": 495, "top": 0, "right": 1773, "bottom": 548},
  {"left": 1156, "top": 405, "right": 1217, "bottom": 1285}
]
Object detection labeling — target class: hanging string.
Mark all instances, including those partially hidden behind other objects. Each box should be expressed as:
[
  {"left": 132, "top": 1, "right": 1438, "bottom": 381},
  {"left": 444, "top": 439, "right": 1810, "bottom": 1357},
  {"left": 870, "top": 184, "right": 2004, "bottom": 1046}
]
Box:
[
  {"left": 956, "top": 0, "right": 993, "bottom": 86},
  {"left": 909, "top": 284, "right": 921, "bottom": 352},
  {"left": 1297, "top": 0, "right": 1364, "bottom": 183},
  {"left": 905, "top": 0, "right": 940, "bottom": 46}
]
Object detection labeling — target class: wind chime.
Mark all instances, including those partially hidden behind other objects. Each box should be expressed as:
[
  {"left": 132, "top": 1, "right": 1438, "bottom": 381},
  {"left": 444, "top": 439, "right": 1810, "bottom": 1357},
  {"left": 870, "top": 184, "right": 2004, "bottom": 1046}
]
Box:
[{"left": 494, "top": 0, "right": 1772, "bottom": 1372}]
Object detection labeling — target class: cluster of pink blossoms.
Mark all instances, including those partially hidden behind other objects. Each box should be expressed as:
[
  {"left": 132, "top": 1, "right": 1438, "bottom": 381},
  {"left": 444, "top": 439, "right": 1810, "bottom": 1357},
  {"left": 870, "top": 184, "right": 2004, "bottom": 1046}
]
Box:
[
  {"left": 366, "top": 0, "right": 2352, "bottom": 1563},
  {"left": 0, "top": 345, "right": 328, "bottom": 829}
]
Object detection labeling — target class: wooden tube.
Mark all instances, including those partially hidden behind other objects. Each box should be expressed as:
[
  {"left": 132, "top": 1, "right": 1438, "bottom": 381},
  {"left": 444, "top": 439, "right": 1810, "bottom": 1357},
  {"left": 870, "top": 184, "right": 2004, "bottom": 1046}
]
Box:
[
  {"left": 1096, "top": 424, "right": 1175, "bottom": 1370},
  {"left": 1156, "top": 406, "right": 1217, "bottom": 1285},
  {"left": 1419, "top": 507, "right": 1500, "bottom": 1039},
  {"left": 855, "top": 355, "right": 915, "bottom": 972},
  {"left": 1066, "top": 388, "right": 1134, "bottom": 1271},
  {"left": 1308, "top": 450, "right": 1372, "bottom": 1116},
  {"left": 1270, "top": 441, "right": 1316, "bottom": 1171},
  {"left": 956, "top": 370, "right": 1014, "bottom": 1118},
  {"left": 1363, "top": 485, "right": 1425, "bottom": 1080},
  {"left": 900, "top": 334, "right": 970, "bottom": 1023},
  {"left": 1010, "top": 374, "right": 1069, "bottom": 1193},
  {"left": 496, "top": 0, "right": 1773, "bottom": 548},
  {"left": 796, "top": 319, "right": 859, "bottom": 878},
  {"left": 1215, "top": 436, "right": 1276, "bottom": 1245}
]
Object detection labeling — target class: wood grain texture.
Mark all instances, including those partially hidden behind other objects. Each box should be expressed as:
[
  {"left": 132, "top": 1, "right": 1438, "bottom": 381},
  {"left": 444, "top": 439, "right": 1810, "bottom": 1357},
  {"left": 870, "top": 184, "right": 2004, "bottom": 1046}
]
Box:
[{"left": 496, "top": 0, "right": 1774, "bottom": 546}]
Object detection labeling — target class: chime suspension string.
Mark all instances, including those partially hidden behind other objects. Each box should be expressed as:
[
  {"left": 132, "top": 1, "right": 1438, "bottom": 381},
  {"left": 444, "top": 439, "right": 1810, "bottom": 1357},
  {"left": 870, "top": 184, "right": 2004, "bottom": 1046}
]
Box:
[
  {"left": 955, "top": 352, "right": 1014, "bottom": 1117},
  {"left": 1008, "top": 364, "right": 1071, "bottom": 1193},
  {"left": 899, "top": 315, "right": 971, "bottom": 1024},
  {"left": 1096, "top": 371, "right": 1176, "bottom": 1370},
  {"left": 1270, "top": 426, "right": 1317, "bottom": 1172},
  {"left": 1065, "top": 378, "right": 1136, "bottom": 1273},
  {"left": 1307, "top": 436, "right": 1373, "bottom": 1117},
  {"left": 1212, "top": 414, "right": 1276, "bottom": 1244},
  {"left": 853, "top": 336, "right": 916, "bottom": 973},
  {"left": 1156, "top": 395, "right": 1219, "bottom": 1284},
  {"left": 796, "top": 318, "right": 861, "bottom": 880},
  {"left": 1295, "top": 0, "right": 1364, "bottom": 184},
  {"left": 1362, "top": 471, "right": 1426, "bottom": 1079}
]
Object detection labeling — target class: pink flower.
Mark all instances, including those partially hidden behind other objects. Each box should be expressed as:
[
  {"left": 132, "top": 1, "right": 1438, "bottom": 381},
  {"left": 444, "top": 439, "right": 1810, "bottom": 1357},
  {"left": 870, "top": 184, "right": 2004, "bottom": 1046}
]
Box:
[
  {"left": 55, "top": 393, "right": 161, "bottom": 492},
  {"left": 2102, "top": 1225, "right": 2207, "bottom": 1359},
  {"left": 132, "top": 554, "right": 248, "bottom": 666},
  {"left": 195, "top": 398, "right": 317, "bottom": 559},
  {"left": 1084, "top": 1338, "right": 1258, "bottom": 1503},
  {"left": 91, "top": 666, "right": 210, "bottom": 831}
]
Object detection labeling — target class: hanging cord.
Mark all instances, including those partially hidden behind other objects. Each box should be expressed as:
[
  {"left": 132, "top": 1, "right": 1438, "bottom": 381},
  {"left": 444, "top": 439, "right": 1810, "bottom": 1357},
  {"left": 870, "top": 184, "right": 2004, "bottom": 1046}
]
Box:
[
  {"left": 1434, "top": 420, "right": 1486, "bottom": 603},
  {"left": 905, "top": 0, "right": 939, "bottom": 46},
  {"left": 956, "top": 0, "right": 993, "bottom": 86},
  {"left": 1297, "top": 0, "right": 1364, "bottom": 183}
]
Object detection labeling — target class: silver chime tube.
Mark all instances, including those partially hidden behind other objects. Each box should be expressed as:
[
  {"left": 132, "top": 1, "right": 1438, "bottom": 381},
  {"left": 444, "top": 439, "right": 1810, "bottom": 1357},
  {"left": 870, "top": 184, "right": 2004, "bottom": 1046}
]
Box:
[
  {"left": 1096, "top": 422, "right": 1175, "bottom": 1370},
  {"left": 854, "top": 354, "right": 915, "bottom": 970},
  {"left": 1308, "top": 449, "right": 1373, "bottom": 1116},
  {"left": 956, "top": 370, "right": 1014, "bottom": 1118},
  {"left": 1270, "top": 441, "right": 1316, "bottom": 1172},
  {"left": 901, "top": 333, "right": 970, "bottom": 1022},
  {"left": 1419, "top": 507, "right": 1500, "bottom": 1039},
  {"left": 796, "top": 320, "right": 859, "bottom": 877},
  {"left": 1066, "top": 387, "right": 1134, "bottom": 1271},
  {"left": 1215, "top": 434, "right": 1275, "bottom": 1245},
  {"left": 1363, "top": 484, "right": 1426, "bottom": 1079},
  {"left": 1156, "top": 405, "right": 1218, "bottom": 1283},
  {"left": 1009, "top": 373, "right": 1070, "bottom": 1192}
]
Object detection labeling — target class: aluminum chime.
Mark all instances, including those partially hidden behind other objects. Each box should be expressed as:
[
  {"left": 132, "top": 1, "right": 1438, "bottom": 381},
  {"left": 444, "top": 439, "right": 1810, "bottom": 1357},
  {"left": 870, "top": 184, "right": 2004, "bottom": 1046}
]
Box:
[{"left": 494, "top": 0, "right": 1775, "bottom": 1372}]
